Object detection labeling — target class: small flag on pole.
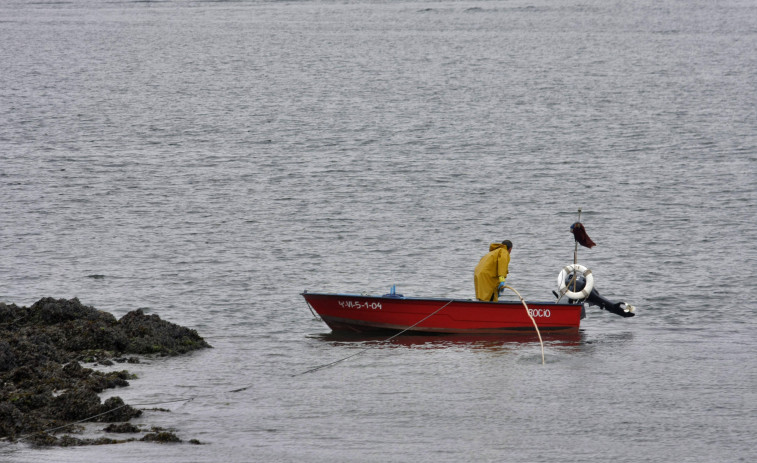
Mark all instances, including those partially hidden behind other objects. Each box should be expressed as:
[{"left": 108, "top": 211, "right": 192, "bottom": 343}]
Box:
[{"left": 571, "top": 222, "right": 596, "bottom": 248}]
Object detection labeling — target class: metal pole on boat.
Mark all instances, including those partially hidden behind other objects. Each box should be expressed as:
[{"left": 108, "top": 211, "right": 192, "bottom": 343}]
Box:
[
  {"left": 572, "top": 208, "right": 581, "bottom": 293},
  {"left": 574, "top": 208, "right": 581, "bottom": 265}
]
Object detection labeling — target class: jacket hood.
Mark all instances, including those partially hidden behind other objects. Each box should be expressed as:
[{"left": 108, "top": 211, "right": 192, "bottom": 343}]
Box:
[{"left": 489, "top": 243, "right": 509, "bottom": 252}]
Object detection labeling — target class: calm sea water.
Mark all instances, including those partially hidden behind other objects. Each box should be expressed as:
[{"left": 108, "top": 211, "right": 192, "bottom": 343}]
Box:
[{"left": 1, "top": 0, "right": 756, "bottom": 461}]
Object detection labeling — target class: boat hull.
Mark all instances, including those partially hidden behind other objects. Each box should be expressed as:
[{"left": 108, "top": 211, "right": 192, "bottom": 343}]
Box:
[{"left": 302, "top": 292, "right": 583, "bottom": 334}]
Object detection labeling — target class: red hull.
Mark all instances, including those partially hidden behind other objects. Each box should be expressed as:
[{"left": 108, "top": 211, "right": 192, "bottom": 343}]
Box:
[{"left": 302, "top": 292, "right": 583, "bottom": 334}]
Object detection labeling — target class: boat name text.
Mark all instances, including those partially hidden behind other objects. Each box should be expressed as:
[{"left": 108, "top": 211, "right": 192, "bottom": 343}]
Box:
[{"left": 528, "top": 308, "right": 551, "bottom": 318}]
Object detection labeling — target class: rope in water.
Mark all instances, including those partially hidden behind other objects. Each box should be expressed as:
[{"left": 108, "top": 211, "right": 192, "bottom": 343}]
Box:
[
  {"left": 503, "top": 285, "right": 545, "bottom": 365},
  {"left": 5, "top": 290, "right": 547, "bottom": 443},
  {"left": 297, "top": 285, "right": 548, "bottom": 374},
  {"left": 2, "top": 395, "right": 200, "bottom": 443},
  {"left": 25, "top": 397, "right": 195, "bottom": 438},
  {"left": 293, "top": 299, "right": 456, "bottom": 376},
  {"left": 4, "top": 299, "right": 457, "bottom": 442},
  {"left": 8, "top": 320, "right": 434, "bottom": 442}
]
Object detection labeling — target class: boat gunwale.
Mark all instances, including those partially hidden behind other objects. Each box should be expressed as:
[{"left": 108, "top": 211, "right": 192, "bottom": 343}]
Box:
[{"left": 301, "top": 291, "right": 580, "bottom": 307}]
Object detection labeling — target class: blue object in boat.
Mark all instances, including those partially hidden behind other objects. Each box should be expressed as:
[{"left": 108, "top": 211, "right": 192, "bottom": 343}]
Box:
[{"left": 382, "top": 285, "right": 404, "bottom": 298}]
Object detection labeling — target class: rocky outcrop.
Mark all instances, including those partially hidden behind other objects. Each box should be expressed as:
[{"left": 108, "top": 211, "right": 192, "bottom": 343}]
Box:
[{"left": 0, "top": 298, "right": 210, "bottom": 445}]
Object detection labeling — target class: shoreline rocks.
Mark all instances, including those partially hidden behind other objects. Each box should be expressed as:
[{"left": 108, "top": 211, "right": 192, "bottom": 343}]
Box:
[{"left": 0, "top": 297, "right": 211, "bottom": 446}]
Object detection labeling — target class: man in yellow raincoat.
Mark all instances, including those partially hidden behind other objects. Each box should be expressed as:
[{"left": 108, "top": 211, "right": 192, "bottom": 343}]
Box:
[{"left": 474, "top": 240, "right": 512, "bottom": 301}]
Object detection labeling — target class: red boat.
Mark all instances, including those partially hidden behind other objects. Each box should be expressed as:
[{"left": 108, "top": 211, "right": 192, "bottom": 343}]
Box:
[
  {"left": 301, "top": 291, "right": 585, "bottom": 334},
  {"left": 302, "top": 257, "right": 636, "bottom": 336}
]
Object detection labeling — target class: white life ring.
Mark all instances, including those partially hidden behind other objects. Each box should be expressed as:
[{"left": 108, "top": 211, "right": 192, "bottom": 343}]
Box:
[{"left": 557, "top": 264, "right": 595, "bottom": 300}]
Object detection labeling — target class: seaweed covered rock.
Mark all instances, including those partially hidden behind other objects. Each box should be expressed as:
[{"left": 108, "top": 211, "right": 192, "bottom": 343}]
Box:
[
  {"left": 141, "top": 431, "right": 182, "bottom": 443},
  {"left": 0, "top": 341, "right": 16, "bottom": 372},
  {"left": 28, "top": 298, "right": 117, "bottom": 326},
  {"left": 27, "top": 433, "right": 134, "bottom": 447},
  {"left": 104, "top": 422, "right": 140, "bottom": 433},
  {"left": 0, "top": 298, "right": 210, "bottom": 445},
  {"left": 118, "top": 309, "right": 210, "bottom": 355},
  {"left": 99, "top": 397, "right": 142, "bottom": 422},
  {"left": 53, "top": 388, "right": 107, "bottom": 421},
  {"left": 0, "top": 402, "right": 28, "bottom": 440}
]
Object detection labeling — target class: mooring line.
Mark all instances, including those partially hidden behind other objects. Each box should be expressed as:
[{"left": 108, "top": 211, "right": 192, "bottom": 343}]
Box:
[
  {"left": 3, "top": 291, "right": 548, "bottom": 444},
  {"left": 28, "top": 397, "right": 192, "bottom": 437},
  {"left": 297, "top": 286, "right": 549, "bottom": 374},
  {"left": 293, "top": 299, "right": 456, "bottom": 377},
  {"left": 503, "top": 285, "right": 545, "bottom": 365},
  {"left": 3, "top": 389, "right": 246, "bottom": 443}
]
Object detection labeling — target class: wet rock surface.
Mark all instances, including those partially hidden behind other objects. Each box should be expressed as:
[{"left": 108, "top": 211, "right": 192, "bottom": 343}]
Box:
[{"left": 0, "top": 298, "right": 210, "bottom": 446}]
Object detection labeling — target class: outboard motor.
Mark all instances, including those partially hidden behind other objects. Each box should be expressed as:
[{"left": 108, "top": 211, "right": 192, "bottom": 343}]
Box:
[{"left": 555, "top": 267, "right": 635, "bottom": 318}]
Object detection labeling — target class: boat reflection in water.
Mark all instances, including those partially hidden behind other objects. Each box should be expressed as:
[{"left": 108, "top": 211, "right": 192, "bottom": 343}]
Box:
[{"left": 310, "top": 329, "right": 586, "bottom": 350}]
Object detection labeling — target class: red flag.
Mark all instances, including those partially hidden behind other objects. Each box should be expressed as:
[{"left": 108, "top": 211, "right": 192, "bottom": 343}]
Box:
[{"left": 571, "top": 222, "right": 596, "bottom": 248}]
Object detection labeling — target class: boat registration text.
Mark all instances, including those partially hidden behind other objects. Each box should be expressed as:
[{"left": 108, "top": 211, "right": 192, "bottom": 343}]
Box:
[{"left": 338, "top": 300, "right": 383, "bottom": 310}]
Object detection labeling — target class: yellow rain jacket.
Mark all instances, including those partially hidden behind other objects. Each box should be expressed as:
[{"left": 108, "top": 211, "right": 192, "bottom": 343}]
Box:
[{"left": 474, "top": 243, "right": 511, "bottom": 302}]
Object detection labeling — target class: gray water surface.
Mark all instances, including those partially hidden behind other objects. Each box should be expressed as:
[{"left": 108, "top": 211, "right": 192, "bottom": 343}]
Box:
[{"left": 1, "top": 0, "right": 756, "bottom": 461}]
